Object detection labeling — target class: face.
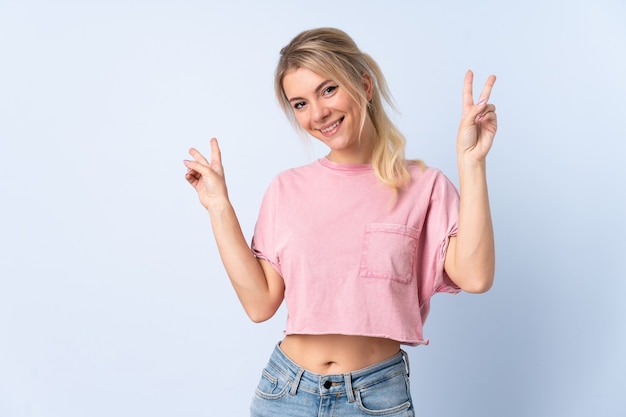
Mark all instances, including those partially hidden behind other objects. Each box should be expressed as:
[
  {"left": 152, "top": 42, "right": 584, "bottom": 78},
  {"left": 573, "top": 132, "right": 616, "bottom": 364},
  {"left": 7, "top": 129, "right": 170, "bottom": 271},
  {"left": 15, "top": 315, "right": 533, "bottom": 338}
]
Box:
[{"left": 281, "top": 67, "right": 375, "bottom": 164}]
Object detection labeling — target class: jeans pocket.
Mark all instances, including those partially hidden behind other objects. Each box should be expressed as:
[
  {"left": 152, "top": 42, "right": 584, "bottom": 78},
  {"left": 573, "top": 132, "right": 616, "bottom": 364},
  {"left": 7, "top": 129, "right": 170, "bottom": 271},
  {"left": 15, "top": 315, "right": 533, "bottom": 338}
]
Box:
[
  {"left": 356, "top": 373, "right": 412, "bottom": 416},
  {"left": 254, "top": 365, "right": 290, "bottom": 400},
  {"left": 359, "top": 223, "right": 420, "bottom": 284}
]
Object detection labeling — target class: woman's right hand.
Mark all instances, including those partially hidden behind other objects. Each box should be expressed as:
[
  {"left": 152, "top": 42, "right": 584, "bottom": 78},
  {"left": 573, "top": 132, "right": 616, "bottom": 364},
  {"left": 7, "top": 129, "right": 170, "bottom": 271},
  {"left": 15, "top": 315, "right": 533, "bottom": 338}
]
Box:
[
  {"left": 184, "top": 138, "right": 228, "bottom": 211},
  {"left": 183, "top": 137, "right": 285, "bottom": 322}
]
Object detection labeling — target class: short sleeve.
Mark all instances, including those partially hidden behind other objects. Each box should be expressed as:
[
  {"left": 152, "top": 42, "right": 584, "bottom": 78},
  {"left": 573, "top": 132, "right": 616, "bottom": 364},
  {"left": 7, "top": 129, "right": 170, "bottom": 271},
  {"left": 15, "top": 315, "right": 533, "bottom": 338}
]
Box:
[
  {"left": 250, "top": 178, "right": 282, "bottom": 276},
  {"left": 420, "top": 171, "right": 462, "bottom": 298}
]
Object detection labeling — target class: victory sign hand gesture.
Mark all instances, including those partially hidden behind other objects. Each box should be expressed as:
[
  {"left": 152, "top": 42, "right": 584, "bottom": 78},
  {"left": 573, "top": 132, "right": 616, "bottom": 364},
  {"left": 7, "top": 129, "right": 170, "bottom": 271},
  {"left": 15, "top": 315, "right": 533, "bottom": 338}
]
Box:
[
  {"left": 456, "top": 70, "right": 498, "bottom": 163},
  {"left": 184, "top": 138, "right": 229, "bottom": 211}
]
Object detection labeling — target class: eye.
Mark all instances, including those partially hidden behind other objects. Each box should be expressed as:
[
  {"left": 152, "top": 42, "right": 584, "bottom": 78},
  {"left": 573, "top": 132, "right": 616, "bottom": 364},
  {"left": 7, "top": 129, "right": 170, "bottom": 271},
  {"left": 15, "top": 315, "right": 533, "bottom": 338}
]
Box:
[
  {"left": 323, "top": 85, "right": 338, "bottom": 96},
  {"left": 293, "top": 101, "right": 306, "bottom": 110}
]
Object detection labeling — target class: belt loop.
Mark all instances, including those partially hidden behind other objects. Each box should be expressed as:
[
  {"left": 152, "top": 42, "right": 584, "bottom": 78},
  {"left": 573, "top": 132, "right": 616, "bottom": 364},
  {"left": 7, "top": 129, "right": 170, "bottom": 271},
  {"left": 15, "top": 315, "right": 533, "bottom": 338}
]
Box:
[
  {"left": 344, "top": 373, "right": 355, "bottom": 403},
  {"left": 289, "top": 368, "right": 304, "bottom": 396},
  {"left": 401, "top": 350, "right": 411, "bottom": 378}
]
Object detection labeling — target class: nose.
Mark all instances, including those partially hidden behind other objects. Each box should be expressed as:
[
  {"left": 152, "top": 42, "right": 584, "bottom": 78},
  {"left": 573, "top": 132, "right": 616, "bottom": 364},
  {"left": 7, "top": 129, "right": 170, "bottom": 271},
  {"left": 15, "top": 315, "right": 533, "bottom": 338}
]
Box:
[{"left": 311, "top": 101, "right": 330, "bottom": 123}]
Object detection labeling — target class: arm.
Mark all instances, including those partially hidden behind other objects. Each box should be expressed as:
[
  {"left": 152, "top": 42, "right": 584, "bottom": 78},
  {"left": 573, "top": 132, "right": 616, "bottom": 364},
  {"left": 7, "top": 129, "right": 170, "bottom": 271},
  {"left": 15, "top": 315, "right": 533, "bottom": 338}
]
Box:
[
  {"left": 445, "top": 70, "right": 497, "bottom": 293},
  {"left": 184, "top": 138, "right": 285, "bottom": 322}
]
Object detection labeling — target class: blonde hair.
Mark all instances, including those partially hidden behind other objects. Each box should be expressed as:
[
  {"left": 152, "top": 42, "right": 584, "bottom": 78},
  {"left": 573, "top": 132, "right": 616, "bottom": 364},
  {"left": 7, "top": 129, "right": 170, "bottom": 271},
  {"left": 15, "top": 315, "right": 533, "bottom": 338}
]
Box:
[{"left": 275, "top": 27, "right": 419, "bottom": 191}]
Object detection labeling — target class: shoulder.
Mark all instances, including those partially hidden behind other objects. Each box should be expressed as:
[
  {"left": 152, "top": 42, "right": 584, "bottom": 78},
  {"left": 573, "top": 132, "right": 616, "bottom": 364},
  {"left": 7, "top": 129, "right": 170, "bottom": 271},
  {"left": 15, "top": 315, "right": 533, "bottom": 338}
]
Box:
[
  {"left": 406, "top": 162, "right": 453, "bottom": 185},
  {"left": 276, "top": 160, "right": 321, "bottom": 179},
  {"left": 262, "top": 160, "right": 322, "bottom": 198},
  {"left": 403, "top": 162, "right": 459, "bottom": 200}
]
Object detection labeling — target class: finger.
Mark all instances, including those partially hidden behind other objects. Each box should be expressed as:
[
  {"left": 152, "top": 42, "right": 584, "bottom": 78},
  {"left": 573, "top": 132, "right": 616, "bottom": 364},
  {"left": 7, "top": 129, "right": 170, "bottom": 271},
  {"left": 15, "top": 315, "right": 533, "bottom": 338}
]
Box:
[
  {"left": 184, "top": 170, "right": 200, "bottom": 185},
  {"left": 475, "top": 104, "right": 496, "bottom": 121},
  {"left": 210, "top": 138, "right": 222, "bottom": 168},
  {"left": 183, "top": 159, "right": 214, "bottom": 177},
  {"left": 189, "top": 147, "right": 210, "bottom": 166},
  {"left": 477, "top": 111, "right": 489, "bottom": 122},
  {"left": 185, "top": 167, "right": 201, "bottom": 179},
  {"left": 477, "top": 75, "right": 497, "bottom": 103},
  {"left": 481, "top": 110, "right": 497, "bottom": 123},
  {"left": 463, "top": 70, "right": 475, "bottom": 108}
]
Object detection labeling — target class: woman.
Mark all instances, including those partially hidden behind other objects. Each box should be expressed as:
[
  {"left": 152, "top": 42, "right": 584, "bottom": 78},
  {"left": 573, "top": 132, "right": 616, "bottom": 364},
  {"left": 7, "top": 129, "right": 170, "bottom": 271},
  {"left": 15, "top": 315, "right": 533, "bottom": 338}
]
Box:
[{"left": 184, "top": 27, "right": 496, "bottom": 416}]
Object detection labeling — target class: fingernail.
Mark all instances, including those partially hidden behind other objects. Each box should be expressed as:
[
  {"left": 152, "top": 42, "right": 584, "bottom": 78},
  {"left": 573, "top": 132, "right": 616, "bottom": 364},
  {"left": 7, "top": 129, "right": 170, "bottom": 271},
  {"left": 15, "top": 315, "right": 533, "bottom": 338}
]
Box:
[{"left": 478, "top": 99, "right": 488, "bottom": 105}]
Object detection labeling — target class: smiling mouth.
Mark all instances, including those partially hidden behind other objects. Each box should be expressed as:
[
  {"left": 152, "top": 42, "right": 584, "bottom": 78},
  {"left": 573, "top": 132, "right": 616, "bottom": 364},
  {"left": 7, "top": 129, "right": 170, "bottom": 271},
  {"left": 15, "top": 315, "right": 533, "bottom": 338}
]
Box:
[{"left": 319, "top": 117, "right": 344, "bottom": 134}]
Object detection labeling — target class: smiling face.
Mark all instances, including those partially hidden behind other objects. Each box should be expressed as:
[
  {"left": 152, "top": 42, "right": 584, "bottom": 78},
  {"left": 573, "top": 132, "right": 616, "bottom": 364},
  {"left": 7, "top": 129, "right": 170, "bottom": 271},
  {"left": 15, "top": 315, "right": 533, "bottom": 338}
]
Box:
[{"left": 281, "top": 67, "right": 377, "bottom": 164}]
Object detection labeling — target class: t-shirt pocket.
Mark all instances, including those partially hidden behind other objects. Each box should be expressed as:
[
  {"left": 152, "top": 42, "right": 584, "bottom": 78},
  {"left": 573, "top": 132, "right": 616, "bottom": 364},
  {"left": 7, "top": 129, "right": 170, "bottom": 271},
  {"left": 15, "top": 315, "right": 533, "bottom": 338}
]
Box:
[{"left": 359, "top": 223, "right": 420, "bottom": 284}]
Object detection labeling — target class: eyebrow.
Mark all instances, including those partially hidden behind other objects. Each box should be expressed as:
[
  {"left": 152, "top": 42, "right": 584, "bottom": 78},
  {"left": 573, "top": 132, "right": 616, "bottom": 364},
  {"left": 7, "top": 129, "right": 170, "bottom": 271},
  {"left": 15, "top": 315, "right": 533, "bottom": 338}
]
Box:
[{"left": 287, "top": 80, "right": 333, "bottom": 103}]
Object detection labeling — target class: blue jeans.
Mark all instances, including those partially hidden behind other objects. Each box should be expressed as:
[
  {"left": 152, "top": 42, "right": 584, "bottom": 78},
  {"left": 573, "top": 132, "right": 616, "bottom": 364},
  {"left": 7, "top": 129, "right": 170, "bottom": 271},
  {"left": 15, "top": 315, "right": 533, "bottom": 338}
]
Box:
[{"left": 250, "top": 343, "right": 415, "bottom": 416}]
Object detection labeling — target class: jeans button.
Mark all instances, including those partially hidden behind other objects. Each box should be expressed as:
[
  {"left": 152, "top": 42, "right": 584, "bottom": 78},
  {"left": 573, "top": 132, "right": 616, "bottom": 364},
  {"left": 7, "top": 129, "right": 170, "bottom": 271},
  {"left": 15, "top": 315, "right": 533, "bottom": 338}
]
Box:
[{"left": 323, "top": 380, "right": 332, "bottom": 389}]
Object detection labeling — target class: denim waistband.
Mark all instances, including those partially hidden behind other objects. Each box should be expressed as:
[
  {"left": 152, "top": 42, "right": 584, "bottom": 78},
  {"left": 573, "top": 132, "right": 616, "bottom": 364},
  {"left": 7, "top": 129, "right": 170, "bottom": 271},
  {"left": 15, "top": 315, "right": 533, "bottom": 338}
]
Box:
[{"left": 265, "top": 342, "right": 410, "bottom": 400}]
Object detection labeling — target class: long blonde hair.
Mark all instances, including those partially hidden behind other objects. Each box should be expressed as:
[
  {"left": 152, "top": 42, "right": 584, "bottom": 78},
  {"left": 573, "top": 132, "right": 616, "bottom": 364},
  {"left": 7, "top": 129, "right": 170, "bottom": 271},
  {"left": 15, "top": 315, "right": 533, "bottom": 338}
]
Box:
[{"left": 275, "top": 27, "right": 418, "bottom": 191}]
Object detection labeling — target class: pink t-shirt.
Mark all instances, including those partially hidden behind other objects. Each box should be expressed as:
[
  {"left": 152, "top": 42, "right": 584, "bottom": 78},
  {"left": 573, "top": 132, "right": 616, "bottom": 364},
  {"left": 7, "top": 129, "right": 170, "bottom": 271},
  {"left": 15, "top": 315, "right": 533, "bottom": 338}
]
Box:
[{"left": 251, "top": 158, "right": 461, "bottom": 346}]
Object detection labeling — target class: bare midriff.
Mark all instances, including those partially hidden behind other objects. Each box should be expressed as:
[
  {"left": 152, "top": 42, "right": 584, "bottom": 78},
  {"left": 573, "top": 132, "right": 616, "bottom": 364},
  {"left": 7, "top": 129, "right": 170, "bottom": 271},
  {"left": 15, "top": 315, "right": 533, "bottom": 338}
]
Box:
[{"left": 279, "top": 334, "right": 401, "bottom": 375}]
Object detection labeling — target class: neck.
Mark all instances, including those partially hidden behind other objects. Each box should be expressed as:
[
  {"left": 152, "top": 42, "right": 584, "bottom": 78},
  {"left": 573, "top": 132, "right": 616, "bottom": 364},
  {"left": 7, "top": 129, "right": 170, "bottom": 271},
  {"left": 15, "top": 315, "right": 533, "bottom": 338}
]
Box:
[{"left": 327, "top": 120, "right": 377, "bottom": 164}]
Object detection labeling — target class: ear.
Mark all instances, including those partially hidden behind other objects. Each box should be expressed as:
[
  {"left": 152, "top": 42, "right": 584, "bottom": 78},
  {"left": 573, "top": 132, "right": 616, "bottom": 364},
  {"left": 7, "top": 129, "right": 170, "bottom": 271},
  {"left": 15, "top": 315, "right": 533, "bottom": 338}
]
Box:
[{"left": 362, "top": 73, "right": 373, "bottom": 101}]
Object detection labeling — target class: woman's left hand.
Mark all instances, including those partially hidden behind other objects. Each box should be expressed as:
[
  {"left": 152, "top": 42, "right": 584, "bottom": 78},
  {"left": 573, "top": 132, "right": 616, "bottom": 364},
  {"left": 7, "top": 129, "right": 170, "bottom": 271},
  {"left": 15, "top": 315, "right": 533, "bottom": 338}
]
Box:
[{"left": 456, "top": 70, "right": 497, "bottom": 162}]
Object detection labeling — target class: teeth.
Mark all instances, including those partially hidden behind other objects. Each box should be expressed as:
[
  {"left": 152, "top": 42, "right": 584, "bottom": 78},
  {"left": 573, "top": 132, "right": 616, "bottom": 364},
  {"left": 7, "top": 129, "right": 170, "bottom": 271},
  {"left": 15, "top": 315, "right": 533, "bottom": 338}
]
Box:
[{"left": 320, "top": 120, "right": 340, "bottom": 133}]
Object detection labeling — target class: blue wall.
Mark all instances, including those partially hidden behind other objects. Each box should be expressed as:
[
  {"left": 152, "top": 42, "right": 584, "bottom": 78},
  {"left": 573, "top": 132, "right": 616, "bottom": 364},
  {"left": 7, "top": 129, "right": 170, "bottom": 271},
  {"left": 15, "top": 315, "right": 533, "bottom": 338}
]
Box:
[{"left": 1, "top": 1, "right": 624, "bottom": 415}]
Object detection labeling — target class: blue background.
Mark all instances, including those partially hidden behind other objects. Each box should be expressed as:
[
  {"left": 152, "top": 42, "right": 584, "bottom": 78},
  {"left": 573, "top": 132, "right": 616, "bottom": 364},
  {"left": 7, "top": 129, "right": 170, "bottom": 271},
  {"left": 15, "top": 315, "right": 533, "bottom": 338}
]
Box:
[{"left": 1, "top": 0, "right": 624, "bottom": 416}]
